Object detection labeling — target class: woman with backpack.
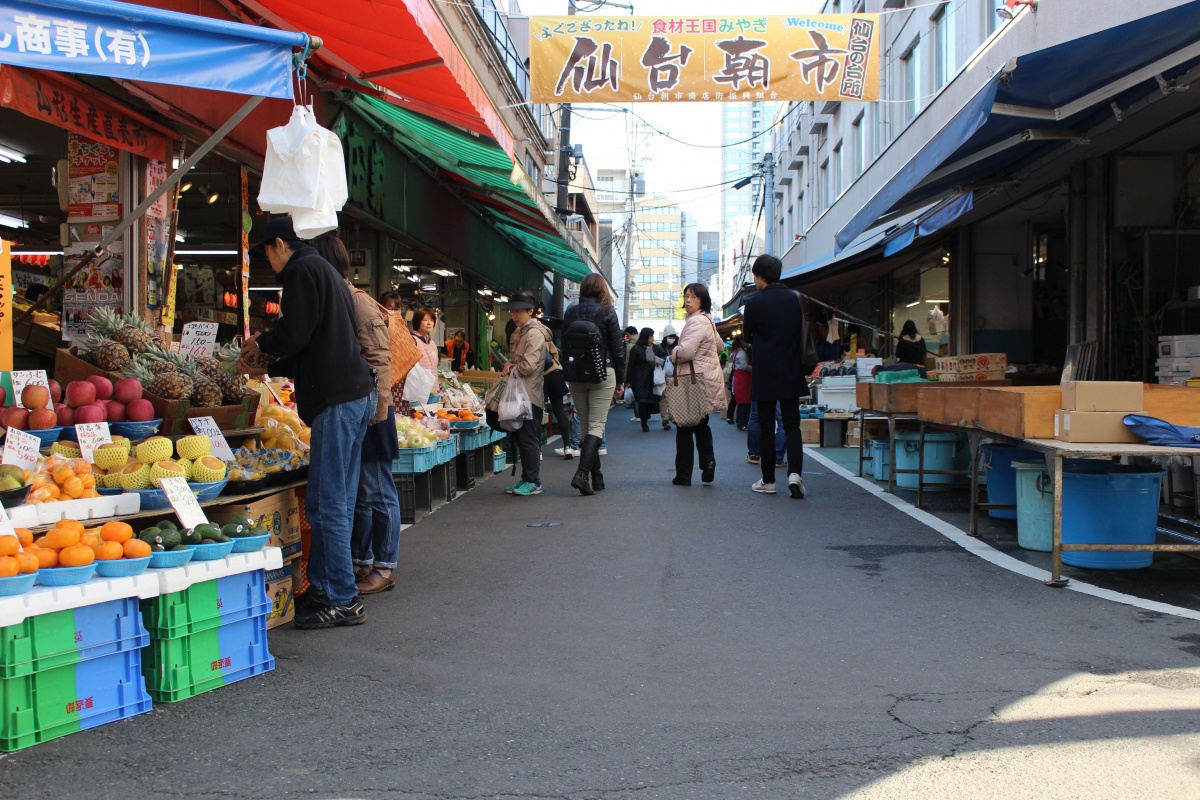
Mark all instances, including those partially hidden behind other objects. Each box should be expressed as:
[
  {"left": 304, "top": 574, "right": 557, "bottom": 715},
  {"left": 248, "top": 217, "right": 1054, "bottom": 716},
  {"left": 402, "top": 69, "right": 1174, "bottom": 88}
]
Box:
[
  {"left": 669, "top": 283, "right": 726, "bottom": 486},
  {"left": 560, "top": 273, "right": 625, "bottom": 496}
]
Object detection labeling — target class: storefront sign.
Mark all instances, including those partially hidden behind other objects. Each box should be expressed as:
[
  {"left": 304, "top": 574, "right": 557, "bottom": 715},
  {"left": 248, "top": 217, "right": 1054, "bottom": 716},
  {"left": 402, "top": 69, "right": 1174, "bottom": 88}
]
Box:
[
  {"left": 61, "top": 243, "right": 123, "bottom": 342},
  {"left": 159, "top": 476, "right": 208, "bottom": 530},
  {"left": 2, "top": 426, "right": 40, "bottom": 471},
  {"left": 66, "top": 132, "right": 119, "bottom": 220},
  {"left": 187, "top": 416, "right": 235, "bottom": 462},
  {"left": 74, "top": 421, "right": 111, "bottom": 463},
  {"left": 178, "top": 321, "right": 218, "bottom": 360},
  {"left": 0, "top": 66, "right": 173, "bottom": 161},
  {"left": 0, "top": 240, "right": 10, "bottom": 372},
  {"left": 11, "top": 369, "right": 50, "bottom": 408},
  {"left": 530, "top": 14, "right": 880, "bottom": 104},
  {"left": 0, "top": 0, "right": 301, "bottom": 100}
]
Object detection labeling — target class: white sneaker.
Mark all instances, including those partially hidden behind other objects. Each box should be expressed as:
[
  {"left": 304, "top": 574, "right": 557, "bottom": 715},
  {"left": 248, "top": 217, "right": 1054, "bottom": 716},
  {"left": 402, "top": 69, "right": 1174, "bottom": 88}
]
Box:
[
  {"left": 598, "top": 448, "right": 607, "bottom": 456},
  {"left": 752, "top": 479, "right": 776, "bottom": 494},
  {"left": 630, "top": 416, "right": 639, "bottom": 422},
  {"left": 788, "top": 473, "right": 806, "bottom": 499},
  {"left": 553, "top": 447, "right": 574, "bottom": 459}
]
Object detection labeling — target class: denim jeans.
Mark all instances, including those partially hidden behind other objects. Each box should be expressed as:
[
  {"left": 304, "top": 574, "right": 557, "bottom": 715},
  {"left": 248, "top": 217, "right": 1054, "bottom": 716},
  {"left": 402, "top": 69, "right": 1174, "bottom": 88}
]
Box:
[
  {"left": 568, "top": 411, "right": 607, "bottom": 450},
  {"left": 747, "top": 401, "right": 785, "bottom": 460},
  {"left": 306, "top": 390, "right": 374, "bottom": 605},
  {"left": 351, "top": 455, "right": 400, "bottom": 570}
]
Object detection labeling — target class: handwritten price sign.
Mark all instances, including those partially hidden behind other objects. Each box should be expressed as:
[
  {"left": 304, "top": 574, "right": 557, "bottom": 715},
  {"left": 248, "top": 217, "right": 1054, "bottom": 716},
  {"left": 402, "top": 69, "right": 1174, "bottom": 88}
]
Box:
[
  {"left": 178, "top": 322, "right": 219, "bottom": 360},
  {"left": 159, "top": 476, "right": 208, "bottom": 530},
  {"left": 2, "top": 427, "right": 42, "bottom": 472},
  {"left": 74, "top": 422, "right": 111, "bottom": 463},
  {"left": 187, "top": 416, "right": 235, "bottom": 462},
  {"left": 11, "top": 370, "right": 53, "bottom": 409}
]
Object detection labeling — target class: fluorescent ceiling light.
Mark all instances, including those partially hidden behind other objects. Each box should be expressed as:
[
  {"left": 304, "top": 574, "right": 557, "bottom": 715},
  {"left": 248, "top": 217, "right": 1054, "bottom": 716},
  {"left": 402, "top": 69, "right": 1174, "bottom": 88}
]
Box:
[
  {"left": 13, "top": 250, "right": 61, "bottom": 256},
  {"left": 905, "top": 300, "right": 921, "bottom": 308},
  {"left": 0, "top": 145, "right": 27, "bottom": 163},
  {"left": 249, "top": 286, "right": 283, "bottom": 291},
  {"left": 495, "top": 295, "right": 508, "bottom": 303},
  {"left": 432, "top": 269, "right": 455, "bottom": 277},
  {"left": 175, "top": 250, "right": 238, "bottom": 255},
  {"left": 0, "top": 213, "right": 27, "bottom": 228},
  {"left": 477, "top": 288, "right": 493, "bottom": 296},
  {"left": 421, "top": 284, "right": 437, "bottom": 291},
  {"left": 925, "top": 299, "right": 948, "bottom": 304}
]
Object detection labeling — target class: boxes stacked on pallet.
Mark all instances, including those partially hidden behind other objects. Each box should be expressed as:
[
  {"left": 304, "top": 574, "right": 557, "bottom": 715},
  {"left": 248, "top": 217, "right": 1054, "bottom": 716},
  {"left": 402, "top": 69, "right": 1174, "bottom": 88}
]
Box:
[{"left": 0, "top": 597, "right": 152, "bottom": 751}]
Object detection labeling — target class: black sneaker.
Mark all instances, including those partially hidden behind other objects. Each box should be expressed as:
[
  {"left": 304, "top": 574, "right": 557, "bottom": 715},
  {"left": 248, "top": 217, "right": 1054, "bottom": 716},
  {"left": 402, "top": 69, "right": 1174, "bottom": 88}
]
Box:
[
  {"left": 294, "top": 591, "right": 324, "bottom": 613},
  {"left": 294, "top": 596, "right": 368, "bottom": 629}
]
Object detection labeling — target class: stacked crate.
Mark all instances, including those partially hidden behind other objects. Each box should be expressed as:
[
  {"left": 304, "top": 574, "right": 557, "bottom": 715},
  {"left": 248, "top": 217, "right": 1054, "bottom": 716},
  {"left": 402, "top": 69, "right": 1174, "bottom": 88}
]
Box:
[{"left": 1156, "top": 335, "right": 1200, "bottom": 385}]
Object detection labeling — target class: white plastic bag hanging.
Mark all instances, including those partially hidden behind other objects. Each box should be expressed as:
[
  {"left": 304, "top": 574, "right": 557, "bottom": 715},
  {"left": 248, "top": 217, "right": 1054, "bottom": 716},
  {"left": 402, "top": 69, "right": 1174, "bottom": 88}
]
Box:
[
  {"left": 292, "top": 125, "right": 348, "bottom": 238},
  {"left": 259, "top": 106, "right": 326, "bottom": 213},
  {"left": 498, "top": 375, "right": 533, "bottom": 432},
  {"left": 401, "top": 363, "right": 436, "bottom": 403}
]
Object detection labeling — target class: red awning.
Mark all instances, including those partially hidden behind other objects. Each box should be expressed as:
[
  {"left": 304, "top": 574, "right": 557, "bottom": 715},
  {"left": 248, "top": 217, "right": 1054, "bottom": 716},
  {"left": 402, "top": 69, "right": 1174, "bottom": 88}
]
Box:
[{"left": 239, "top": 0, "right": 515, "bottom": 157}]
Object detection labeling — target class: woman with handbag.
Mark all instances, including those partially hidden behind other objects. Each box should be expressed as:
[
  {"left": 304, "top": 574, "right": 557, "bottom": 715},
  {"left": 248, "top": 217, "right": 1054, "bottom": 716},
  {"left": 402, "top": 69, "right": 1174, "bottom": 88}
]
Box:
[
  {"left": 628, "top": 328, "right": 667, "bottom": 432},
  {"left": 500, "top": 293, "right": 550, "bottom": 497},
  {"left": 667, "top": 283, "right": 726, "bottom": 486}
]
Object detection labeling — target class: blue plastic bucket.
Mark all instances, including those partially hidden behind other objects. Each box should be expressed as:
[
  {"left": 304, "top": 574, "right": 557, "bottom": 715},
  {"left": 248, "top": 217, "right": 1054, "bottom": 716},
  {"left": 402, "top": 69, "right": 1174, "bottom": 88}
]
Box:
[
  {"left": 1012, "top": 459, "right": 1117, "bottom": 552},
  {"left": 1061, "top": 466, "right": 1165, "bottom": 570},
  {"left": 982, "top": 445, "right": 1040, "bottom": 519},
  {"left": 894, "top": 431, "right": 963, "bottom": 491},
  {"left": 868, "top": 439, "right": 890, "bottom": 482}
]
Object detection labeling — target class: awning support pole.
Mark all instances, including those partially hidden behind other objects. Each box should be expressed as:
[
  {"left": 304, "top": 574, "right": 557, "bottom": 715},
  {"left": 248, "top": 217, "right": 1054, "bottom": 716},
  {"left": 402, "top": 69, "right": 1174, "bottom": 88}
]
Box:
[{"left": 14, "top": 93, "right": 266, "bottom": 328}]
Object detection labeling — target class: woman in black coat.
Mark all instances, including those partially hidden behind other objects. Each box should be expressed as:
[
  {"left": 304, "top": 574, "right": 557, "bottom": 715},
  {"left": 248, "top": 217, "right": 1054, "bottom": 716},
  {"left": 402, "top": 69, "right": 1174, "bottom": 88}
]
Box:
[{"left": 627, "top": 327, "right": 668, "bottom": 432}]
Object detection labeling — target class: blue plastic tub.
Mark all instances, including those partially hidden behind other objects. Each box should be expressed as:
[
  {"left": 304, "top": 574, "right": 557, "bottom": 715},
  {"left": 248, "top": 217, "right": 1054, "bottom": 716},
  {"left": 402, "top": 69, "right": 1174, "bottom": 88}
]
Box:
[
  {"left": 228, "top": 533, "right": 270, "bottom": 554},
  {"left": 982, "top": 445, "right": 1040, "bottom": 519},
  {"left": 1061, "top": 466, "right": 1166, "bottom": 570},
  {"left": 185, "top": 541, "right": 236, "bottom": 561},
  {"left": 94, "top": 556, "right": 151, "bottom": 579},
  {"left": 894, "top": 431, "right": 964, "bottom": 491},
  {"left": 867, "top": 439, "right": 890, "bottom": 482},
  {"left": 22, "top": 427, "right": 63, "bottom": 448},
  {"left": 392, "top": 445, "right": 437, "bottom": 474},
  {"left": 0, "top": 573, "right": 37, "bottom": 597},
  {"left": 108, "top": 419, "right": 162, "bottom": 439},
  {"left": 35, "top": 564, "right": 96, "bottom": 586},
  {"left": 1013, "top": 459, "right": 1113, "bottom": 552},
  {"left": 148, "top": 548, "right": 194, "bottom": 569}
]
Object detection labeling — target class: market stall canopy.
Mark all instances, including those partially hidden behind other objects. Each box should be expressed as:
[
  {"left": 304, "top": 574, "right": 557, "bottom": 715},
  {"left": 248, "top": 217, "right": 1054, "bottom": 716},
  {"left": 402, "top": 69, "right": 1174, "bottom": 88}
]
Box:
[
  {"left": 0, "top": 0, "right": 309, "bottom": 99},
  {"left": 835, "top": 2, "right": 1200, "bottom": 252},
  {"left": 238, "top": 0, "right": 513, "bottom": 156},
  {"left": 353, "top": 94, "right": 592, "bottom": 284}
]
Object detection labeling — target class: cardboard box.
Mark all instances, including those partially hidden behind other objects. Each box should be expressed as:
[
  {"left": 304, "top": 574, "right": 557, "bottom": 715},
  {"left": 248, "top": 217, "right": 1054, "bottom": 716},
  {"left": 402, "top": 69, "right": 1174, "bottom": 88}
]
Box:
[
  {"left": 863, "top": 419, "right": 889, "bottom": 441},
  {"left": 147, "top": 388, "right": 261, "bottom": 436},
  {"left": 53, "top": 347, "right": 122, "bottom": 385},
  {"left": 264, "top": 557, "right": 299, "bottom": 630},
  {"left": 800, "top": 418, "right": 820, "bottom": 443},
  {"left": 846, "top": 420, "right": 861, "bottom": 447},
  {"left": 207, "top": 489, "right": 301, "bottom": 560},
  {"left": 1054, "top": 410, "right": 1139, "bottom": 443},
  {"left": 934, "top": 353, "right": 1008, "bottom": 373},
  {"left": 1061, "top": 381, "right": 1144, "bottom": 412},
  {"left": 937, "top": 370, "right": 1009, "bottom": 382}
]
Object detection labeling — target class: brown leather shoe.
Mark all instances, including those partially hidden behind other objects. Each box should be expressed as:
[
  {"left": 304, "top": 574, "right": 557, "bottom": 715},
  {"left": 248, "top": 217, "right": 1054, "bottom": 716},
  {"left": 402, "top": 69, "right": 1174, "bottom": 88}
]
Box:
[
  {"left": 353, "top": 565, "right": 372, "bottom": 582},
  {"left": 356, "top": 568, "right": 395, "bottom": 595}
]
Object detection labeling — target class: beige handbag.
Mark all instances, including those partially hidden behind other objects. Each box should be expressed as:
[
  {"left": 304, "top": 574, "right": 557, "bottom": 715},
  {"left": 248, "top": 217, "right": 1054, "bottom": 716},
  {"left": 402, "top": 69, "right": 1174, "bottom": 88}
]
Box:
[{"left": 660, "top": 361, "right": 709, "bottom": 427}]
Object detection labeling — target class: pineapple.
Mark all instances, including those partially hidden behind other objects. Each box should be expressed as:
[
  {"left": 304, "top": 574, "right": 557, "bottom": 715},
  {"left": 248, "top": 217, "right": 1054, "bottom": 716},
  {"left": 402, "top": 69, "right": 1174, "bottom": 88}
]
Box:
[
  {"left": 76, "top": 333, "right": 131, "bottom": 371},
  {"left": 122, "top": 359, "right": 193, "bottom": 401},
  {"left": 214, "top": 344, "right": 248, "bottom": 404},
  {"left": 91, "top": 308, "right": 155, "bottom": 355},
  {"left": 190, "top": 375, "right": 223, "bottom": 408}
]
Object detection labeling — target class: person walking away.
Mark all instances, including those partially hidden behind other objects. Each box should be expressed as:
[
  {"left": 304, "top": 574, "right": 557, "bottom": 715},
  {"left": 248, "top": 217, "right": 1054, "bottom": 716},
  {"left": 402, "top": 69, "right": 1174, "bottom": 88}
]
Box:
[
  {"left": 446, "top": 330, "right": 471, "bottom": 372},
  {"left": 628, "top": 328, "right": 667, "bottom": 432},
  {"left": 409, "top": 307, "right": 441, "bottom": 398},
  {"left": 500, "top": 293, "right": 550, "bottom": 496},
  {"left": 742, "top": 254, "right": 811, "bottom": 498},
  {"left": 313, "top": 235, "right": 400, "bottom": 596},
  {"left": 894, "top": 319, "right": 927, "bottom": 366},
  {"left": 240, "top": 216, "right": 375, "bottom": 628},
  {"left": 730, "top": 336, "right": 752, "bottom": 430},
  {"left": 561, "top": 273, "right": 626, "bottom": 496},
  {"left": 622, "top": 326, "right": 638, "bottom": 413},
  {"left": 541, "top": 332, "right": 574, "bottom": 460},
  {"left": 669, "top": 283, "right": 725, "bottom": 486}
]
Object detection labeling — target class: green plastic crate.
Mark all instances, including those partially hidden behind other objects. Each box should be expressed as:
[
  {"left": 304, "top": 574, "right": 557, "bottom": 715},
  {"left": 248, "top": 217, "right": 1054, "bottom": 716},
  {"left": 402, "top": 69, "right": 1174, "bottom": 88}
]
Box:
[
  {"left": 141, "top": 613, "right": 274, "bottom": 703},
  {"left": 140, "top": 571, "right": 271, "bottom": 639},
  {"left": 0, "top": 598, "right": 147, "bottom": 679}
]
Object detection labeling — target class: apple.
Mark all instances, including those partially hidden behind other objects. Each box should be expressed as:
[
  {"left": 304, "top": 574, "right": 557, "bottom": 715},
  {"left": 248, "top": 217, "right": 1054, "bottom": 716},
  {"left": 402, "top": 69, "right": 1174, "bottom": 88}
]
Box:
[
  {"left": 113, "top": 378, "right": 142, "bottom": 405},
  {"left": 86, "top": 375, "right": 113, "bottom": 401},
  {"left": 27, "top": 407, "right": 57, "bottom": 430},
  {"left": 65, "top": 380, "right": 97, "bottom": 408},
  {"left": 1, "top": 406, "right": 29, "bottom": 431},
  {"left": 74, "top": 403, "right": 106, "bottom": 424},
  {"left": 20, "top": 384, "right": 49, "bottom": 410},
  {"left": 88, "top": 401, "right": 108, "bottom": 422},
  {"left": 0, "top": 386, "right": 7, "bottom": 407},
  {"left": 55, "top": 405, "right": 75, "bottom": 427},
  {"left": 106, "top": 400, "right": 127, "bottom": 422},
  {"left": 126, "top": 398, "right": 155, "bottom": 422},
  {"left": 47, "top": 379, "right": 61, "bottom": 405}
]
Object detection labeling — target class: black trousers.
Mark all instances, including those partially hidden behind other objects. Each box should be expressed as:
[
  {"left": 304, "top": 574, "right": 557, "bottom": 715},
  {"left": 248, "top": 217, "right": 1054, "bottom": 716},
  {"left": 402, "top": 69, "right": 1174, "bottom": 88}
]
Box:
[
  {"left": 735, "top": 403, "right": 751, "bottom": 430},
  {"left": 756, "top": 399, "right": 803, "bottom": 484},
  {"left": 675, "top": 414, "right": 714, "bottom": 478},
  {"left": 543, "top": 370, "right": 572, "bottom": 448},
  {"left": 514, "top": 405, "right": 543, "bottom": 484}
]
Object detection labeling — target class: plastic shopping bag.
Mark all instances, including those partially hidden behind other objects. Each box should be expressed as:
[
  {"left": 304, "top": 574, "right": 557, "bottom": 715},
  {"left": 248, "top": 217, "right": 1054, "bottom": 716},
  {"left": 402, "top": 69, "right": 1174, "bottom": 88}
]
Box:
[
  {"left": 652, "top": 364, "right": 666, "bottom": 396},
  {"left": 259, "top": 106, "right": 326, "bottom": 213},
  {"left": 498, "top": 374, "right": 533, "bottom": 432},
  {"left": 401, "top": 363, "right": 436, "bottom": 403},
  {"left": 291, "top": 126, "right": 348, "bottom": 238}
]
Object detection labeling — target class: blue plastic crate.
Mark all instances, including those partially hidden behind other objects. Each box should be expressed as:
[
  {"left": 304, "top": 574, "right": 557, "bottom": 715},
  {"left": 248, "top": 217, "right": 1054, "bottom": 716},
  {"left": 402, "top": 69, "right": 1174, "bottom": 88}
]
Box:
[
  {"left": 0, "top": 597, "right": 148, "bottom": 679},
  {"left": 392, "top": 445, "right": 438, "bottom": 474},
  {"left": 493, "top": 451, "right": 507, "bottom": 473},
  {"left": 435, "top": 437, "right": 457, "bottom": 465},
  {"left": 142, "top": 612, "right": 274, "bottom": 703}
]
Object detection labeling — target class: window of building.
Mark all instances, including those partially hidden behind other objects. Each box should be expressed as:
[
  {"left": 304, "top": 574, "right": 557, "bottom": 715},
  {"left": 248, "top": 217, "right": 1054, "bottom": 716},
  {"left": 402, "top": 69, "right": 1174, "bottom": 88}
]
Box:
[
  {"left": 820, "top": 159, "right": 830, "bottom": 211},
  {"left": 852, "top": 112, "right": 866, "bottom": 178},
  {"left": 985, "top": 0, "right": 1002, "bottom": 36},
  {"left": 798, "top": 190, "right": 805, "bottom": 231},
  {"left": 901, "top": 39, "right": 921, "bottom": 127},
  {"left": 933, "top": 6, "right": 954, "bottom": 90},
  {"left": 832, "top": 140, "right": 843, "bottom": 199}
]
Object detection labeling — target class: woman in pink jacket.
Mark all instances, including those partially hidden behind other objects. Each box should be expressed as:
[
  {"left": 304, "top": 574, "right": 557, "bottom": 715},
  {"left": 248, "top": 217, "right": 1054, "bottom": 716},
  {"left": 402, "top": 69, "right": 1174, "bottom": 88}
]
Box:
[{"left": 668, "top": 283, "right": 726, "bottom": 486}]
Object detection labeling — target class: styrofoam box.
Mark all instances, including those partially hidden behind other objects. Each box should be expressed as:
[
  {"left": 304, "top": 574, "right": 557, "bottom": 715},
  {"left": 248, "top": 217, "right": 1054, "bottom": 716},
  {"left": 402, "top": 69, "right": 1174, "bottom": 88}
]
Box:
[
  {"left": 1158, "top": 336, "right": 1200, "bottom": 358},
  {"left": 154, "top": 547, "right": 283, "bottom": 595},
  {"left": 856, "top": 358, "right": 883, "bottom": 377},
  {"left": 821, "top": 376, "right": 857, "bottom": 387},
  {"left": 817, "top": 386, "right": 857, "bottom": 412},
  {"left": 34, "top": 494, "right": 140, "bottom": 525},
  {"left": 3, "top": 505, "right": 38, "bottom": 529},
  {"left": 0, "top": 573, "right": 160, "bottom": 628}
]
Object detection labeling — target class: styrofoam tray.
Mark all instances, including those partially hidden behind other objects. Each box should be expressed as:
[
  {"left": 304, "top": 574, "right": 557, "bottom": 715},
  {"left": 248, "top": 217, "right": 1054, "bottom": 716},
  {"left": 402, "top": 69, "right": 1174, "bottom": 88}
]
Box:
[
  {"left": 33, "top": 493, "right": 141, "bottom": 525},
  {"left": 3, "top": 505, "right": 38, "bottom": 529},
  {"left": 153, "top": 546, "right": 284, "bottom": 595},
  {"left": 0, "top": 572, "right": 160, "bottom": 628}
]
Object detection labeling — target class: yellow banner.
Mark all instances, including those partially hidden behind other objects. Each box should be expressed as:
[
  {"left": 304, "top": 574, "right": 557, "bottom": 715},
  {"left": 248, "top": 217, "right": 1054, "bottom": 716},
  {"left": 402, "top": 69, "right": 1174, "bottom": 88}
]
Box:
[
  {"left": 0, "top": 241, "right": 11, "bottom": 371},
  {"left": 530, "top": 14, "right": 880, "bottom": 104}
]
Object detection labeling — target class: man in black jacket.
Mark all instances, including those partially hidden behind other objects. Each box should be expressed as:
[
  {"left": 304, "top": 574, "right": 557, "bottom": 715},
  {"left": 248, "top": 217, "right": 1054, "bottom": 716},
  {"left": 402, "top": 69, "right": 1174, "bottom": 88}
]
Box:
[
  {"left": 239, "top": 216, "right": 376, "bottom": 629},
  {"left": 742, "top": 254, "right": 810, "bottom": 499}
]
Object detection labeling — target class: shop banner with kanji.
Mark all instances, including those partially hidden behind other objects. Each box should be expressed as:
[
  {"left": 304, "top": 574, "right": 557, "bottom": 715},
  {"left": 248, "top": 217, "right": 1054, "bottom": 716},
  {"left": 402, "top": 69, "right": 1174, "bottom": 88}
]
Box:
[
  {"left": 0, "top": 0, "right": 301, "bottom": 99},
  {"left": 531, "top": 15, "right": 880, "bottom": 104}
]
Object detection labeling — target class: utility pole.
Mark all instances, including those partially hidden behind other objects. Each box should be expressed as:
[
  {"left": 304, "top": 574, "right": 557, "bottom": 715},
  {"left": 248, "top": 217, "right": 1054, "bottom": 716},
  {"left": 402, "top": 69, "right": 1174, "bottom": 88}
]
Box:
[
  {"left": 621, "top": 123, "right": 639, "bottom": 328},
  {"left": 550, "top": 0, "right": 576, "bottom": 320},
  {"left": 763, "top": 151, "right": 775, "bottom": 257}
]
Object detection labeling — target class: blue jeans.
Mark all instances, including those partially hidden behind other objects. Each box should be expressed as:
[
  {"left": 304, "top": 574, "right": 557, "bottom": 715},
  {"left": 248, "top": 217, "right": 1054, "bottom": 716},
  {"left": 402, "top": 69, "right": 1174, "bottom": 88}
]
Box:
[
  {"left": 351, "top": 455, "right": 400, "bottom": 570},
  {"left": 747, "top": 401, "right": 785, "bottom": 460},
  {"left": 568, "top": 409, "right": 607, "bottom": 450},
  {"left": 306, "top": 391, "right": 374, "bottom": 605}
]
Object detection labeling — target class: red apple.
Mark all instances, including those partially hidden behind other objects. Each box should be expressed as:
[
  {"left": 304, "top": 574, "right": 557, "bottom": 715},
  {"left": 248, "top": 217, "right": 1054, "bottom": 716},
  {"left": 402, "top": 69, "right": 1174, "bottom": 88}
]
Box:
[
  {"left": 65, "top": 380, "right": 97, "bottom": 408},
  {"left": 86, "top": 375, "right": 113, "bottom": 401},
  {"left": 27, "top": 407, "right": 57, "bottom": 430},
  {"left": 0, "top": 386, "right": 7, "bottom": 407},
  {"left": 126, "top": 398, "right": 155, "bottom": 422},
  {"left": 21, "top": 384, "right": 49, "bottom": 410},
  {"left": 1, "top": 406, "right": 29, "bottom": 431},
  {"left": 106, "top": 400, "right": 127, "bottom": 422},
  {"left": 113, "top": 378, "right": 142, "bottom": 405},
  {"left": 47, "top": 379, "right": 61, "bottom": 405},
  {"left": 88, "top": 401, "right": 108, "bottom": 422},
  {"left": 55, "top": 405, "right": 75, "bottom": 427},
  {"left": 74, "top": 403, "right": 106, "bottom": 424}
]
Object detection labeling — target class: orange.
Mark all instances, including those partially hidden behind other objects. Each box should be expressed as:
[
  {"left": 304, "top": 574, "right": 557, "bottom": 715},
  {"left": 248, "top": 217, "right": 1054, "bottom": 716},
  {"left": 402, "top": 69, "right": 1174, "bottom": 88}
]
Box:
[
  {"left": 44, "top": 484, "right": 60, "bottom": 500},
  {"left": 54, "top": 519, "right": 84, "bottom": 534},
  {"left": 82, "top": 489, "right": 99, "bottom": 499},
  {"left": 0, "top": 556, "right": 17, "bottom": 577},
  {"left": 61, "top": 477, "right": 84, "bottom": 499},
  {"left": 80, "top": 533, "right": 100, "bottom": 549},
  {"left": 71, "top": 459, "right": 92, "bottom": 476},
  {"left": 93, "top": 541, "right": 124, "bottom": 561},
  {"left": 100, "top": 522, "right": 134, "bottom": 544},
  {"left": 58, "top": 545, "right": 94, "bottom": 568},
  {"left": 33, "top": 548, "right": 58, "bottom": 568},
  {"left": 29, "top": 475, "right": 46, "bottom": 489},
  {"left": 123, "top": 539, "right": 151, "bottom": 559},
  {"left": 51, "top": 464, "right": 74, "bottom": 485},
  {"left": 79, "top": 473, "right": 95, "bottom": 490},
  {"left": 14, "top": 552, "right": 37, "bottom": 574},
  {"left": 0, "top": 536, "right": 18, "bottom": 557},
  {"left": 43, "top": 527, "right": 81, "bottom": 550},
  {"left": 14, "top": 528, "right": 32, "bottom": 547}
]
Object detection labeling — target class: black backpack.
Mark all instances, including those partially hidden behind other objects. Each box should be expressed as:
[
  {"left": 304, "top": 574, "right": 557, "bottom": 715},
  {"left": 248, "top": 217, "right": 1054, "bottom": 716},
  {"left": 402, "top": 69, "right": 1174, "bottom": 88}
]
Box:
[{"left": 561, "top": 318, "right": 607, "bottom": 383}]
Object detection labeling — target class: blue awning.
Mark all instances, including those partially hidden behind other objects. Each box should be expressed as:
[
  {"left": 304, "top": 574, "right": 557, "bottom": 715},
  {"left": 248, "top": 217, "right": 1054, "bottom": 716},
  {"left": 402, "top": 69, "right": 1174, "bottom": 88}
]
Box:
[
  {"left": 783, "top": 203, "right": 936, "bottom": 282},
  {"left": 0, "top": 0, "right": 309, "bottom": 99},
  {"left": 835, "top": 2, "right": 1200, "bottom": 252}
]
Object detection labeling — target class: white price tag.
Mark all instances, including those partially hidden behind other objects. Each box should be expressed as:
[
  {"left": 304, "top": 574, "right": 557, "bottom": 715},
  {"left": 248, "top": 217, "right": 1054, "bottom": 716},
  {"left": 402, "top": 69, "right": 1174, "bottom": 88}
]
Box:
[
  {"left": 2, "top": 428, "right": 42, "bottom": 472},
  {"left": 179, "top": 322, "right": 219, "bottom": 360},
  {"left": 0, "top": 510, "right": 17, "bottom": 547},
  {"left": 187, "top": 416, "right": 236, "bottom": 462},
  {"left": 74, "top": 422, "right": 112, "bottom": 463},
  {"left": 11, "top": 370, "right": 53, "bottom": 409},
  {"left": 159, "top": 476, "right": 209, "bottom": 530}
]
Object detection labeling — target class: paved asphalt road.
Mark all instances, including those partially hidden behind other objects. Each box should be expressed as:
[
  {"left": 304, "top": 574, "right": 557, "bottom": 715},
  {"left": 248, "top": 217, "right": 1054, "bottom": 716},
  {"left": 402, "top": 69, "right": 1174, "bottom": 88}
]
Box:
[{"left": 5, "top": 409, "right": 1200, "bottom": 799}]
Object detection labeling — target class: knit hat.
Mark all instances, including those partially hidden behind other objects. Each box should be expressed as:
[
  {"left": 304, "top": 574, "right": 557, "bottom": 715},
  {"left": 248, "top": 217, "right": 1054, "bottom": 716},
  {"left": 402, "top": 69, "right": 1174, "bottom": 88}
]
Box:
[{"left": 663, "top": 324, "right": 677, "bottom": 337}]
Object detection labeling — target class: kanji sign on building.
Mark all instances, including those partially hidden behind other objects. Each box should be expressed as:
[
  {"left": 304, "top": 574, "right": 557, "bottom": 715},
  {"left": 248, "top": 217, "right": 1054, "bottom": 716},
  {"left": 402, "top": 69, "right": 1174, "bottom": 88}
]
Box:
[{"left": 530, "top": 15, "right": 880, "bottom": 104}]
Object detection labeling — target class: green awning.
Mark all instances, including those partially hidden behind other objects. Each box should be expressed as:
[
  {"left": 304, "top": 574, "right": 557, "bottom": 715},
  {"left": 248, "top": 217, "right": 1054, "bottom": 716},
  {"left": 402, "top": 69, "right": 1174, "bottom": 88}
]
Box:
[{"left": 352, "top": 94, "right": 592, "bottom": 284}]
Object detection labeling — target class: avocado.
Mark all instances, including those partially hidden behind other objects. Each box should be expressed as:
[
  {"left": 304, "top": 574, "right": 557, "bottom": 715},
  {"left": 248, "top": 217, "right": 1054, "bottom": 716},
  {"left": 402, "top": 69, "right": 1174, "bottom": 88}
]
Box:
[
  {"left": 232, "top": 512, "right": 251, "bottom": 527},
  {"left": 169, "top": 544, "right": 188, "bottom": 551},
  {"left": 157, "top": 528, "right": 182, "bottom": 549},
  {"left": 156, "top": 519, "right": 178, "bottom": 532},
  {"left": 215, "top": 534, "right": 232, "bottom": 543},
  {"left": 249, "top": 525, "right": 270, "bottom": 538},
  {"left": 140, "top": 530, "right": 163, "bottom": 548},
  {"left": 193, "top": 523, "right": 220, "bottom": 541},
  {"left": 222, "top": 523, "right": 248, "bottom": 538},
  {"left": 181, "top": 529, "right": 203, "bottom": 546},
  {"left": 151, "top": 543, "right": 165, "bottom": 552}
]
